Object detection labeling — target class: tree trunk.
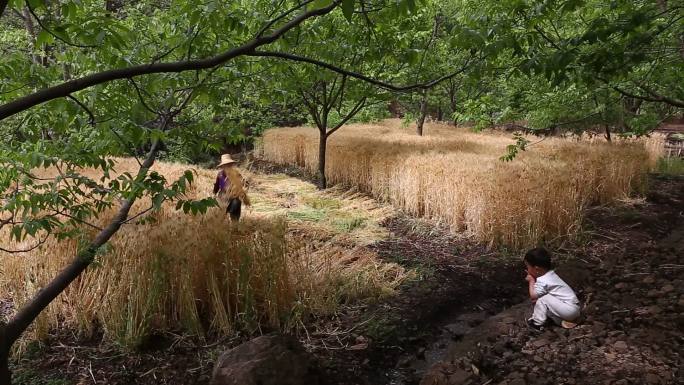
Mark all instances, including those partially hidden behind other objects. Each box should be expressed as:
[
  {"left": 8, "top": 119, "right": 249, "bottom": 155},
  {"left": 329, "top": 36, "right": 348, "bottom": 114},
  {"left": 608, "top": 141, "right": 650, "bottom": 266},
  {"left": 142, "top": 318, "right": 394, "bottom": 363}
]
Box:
[
  {"left": 22, "top": 7, "right": 42, "bottom": 65},
  {"left": 318, "top": 131, "right": 327, "bottom": 189},
  {"left": 0, "top": 350, "right": 10, "bottom": 385},
  {"left": 0, "top": 325, "right": 11, "bottom": 385},
  {"left": 605, "top": 124, "right": 612, "bottom": 142},
  {"left": 417, "top": 91, "right": 428, "bottom": 136}
]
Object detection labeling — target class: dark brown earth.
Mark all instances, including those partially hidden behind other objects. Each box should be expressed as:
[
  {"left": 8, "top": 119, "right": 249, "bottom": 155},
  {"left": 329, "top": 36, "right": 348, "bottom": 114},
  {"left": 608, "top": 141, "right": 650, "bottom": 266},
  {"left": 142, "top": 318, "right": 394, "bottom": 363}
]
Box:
[
  {"left": 417, "top": 175, "right": 684, "bottom": 385},
  {"left": 11, "top": 172, "right": 684, "bottom": 385}
]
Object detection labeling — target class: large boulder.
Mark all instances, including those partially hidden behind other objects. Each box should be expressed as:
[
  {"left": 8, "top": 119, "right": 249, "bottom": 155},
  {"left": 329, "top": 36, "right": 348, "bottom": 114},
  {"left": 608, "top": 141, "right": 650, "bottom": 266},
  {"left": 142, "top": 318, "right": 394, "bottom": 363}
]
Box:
[{"left": 210, "top": 334, "right": 320, "bottom": 385}]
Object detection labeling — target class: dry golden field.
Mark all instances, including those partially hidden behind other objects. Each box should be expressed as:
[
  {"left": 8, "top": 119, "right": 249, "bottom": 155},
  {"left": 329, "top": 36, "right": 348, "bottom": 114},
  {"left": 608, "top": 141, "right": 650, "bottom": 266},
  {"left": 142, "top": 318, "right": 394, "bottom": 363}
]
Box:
[
  {"left": 260, "top": 119, "right": 657, "bottom": 248},
  {"left": 0, "top": 159, "right": 410, "bottom": 348}
]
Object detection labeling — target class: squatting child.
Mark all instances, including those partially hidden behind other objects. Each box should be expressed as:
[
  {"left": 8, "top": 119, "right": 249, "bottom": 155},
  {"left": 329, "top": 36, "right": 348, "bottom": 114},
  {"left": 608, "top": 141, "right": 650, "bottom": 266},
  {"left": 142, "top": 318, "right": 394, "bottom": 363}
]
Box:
[{"left": 524, "top": 247, "right": 580, "bottom": 329}]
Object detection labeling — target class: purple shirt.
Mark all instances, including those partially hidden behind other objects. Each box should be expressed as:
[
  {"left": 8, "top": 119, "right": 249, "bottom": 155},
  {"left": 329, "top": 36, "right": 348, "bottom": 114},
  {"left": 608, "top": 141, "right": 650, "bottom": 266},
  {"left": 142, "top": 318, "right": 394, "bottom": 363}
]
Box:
[{"left": 213, "top": 170, "right": 230, "bottom": 194}]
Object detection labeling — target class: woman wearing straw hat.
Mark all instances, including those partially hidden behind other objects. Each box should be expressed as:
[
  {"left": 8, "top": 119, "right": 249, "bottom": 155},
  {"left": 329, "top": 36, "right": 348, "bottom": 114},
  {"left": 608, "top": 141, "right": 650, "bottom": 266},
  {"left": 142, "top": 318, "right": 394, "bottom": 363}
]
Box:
[{"left": 213, "top": 154, "right": 250, "bottom": 221}]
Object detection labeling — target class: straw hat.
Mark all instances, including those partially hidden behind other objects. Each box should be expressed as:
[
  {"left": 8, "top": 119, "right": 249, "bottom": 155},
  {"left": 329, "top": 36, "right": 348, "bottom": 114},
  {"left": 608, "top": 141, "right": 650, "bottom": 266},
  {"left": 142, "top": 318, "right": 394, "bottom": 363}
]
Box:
[{"left": 217, "top": 154, "right": 237, "bottom": 168}]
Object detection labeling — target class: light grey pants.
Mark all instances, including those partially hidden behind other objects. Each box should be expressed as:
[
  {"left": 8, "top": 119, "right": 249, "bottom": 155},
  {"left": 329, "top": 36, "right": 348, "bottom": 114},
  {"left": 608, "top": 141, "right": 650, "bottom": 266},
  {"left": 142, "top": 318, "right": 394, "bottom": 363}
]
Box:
[{"left": 531, "top": 295, "right": 580, "bottom": 325}]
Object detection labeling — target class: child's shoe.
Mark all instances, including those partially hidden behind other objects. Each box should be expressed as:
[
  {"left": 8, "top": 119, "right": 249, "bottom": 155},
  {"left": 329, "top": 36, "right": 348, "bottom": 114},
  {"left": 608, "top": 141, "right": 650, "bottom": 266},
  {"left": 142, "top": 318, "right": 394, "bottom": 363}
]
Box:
[
  {"left": 561, "top": 320, "right": 578, "bottom": 329},
  {"left": 526, "top": 318, "right": 544, "bottom": 332}
]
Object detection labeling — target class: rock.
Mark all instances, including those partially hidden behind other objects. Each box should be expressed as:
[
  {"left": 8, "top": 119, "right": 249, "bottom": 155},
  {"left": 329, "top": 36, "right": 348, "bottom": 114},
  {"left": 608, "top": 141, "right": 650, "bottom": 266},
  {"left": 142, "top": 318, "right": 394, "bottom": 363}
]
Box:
[
  {"left": 421, "top": 366, "right": 473, "bottom": 385},
  {"left": 493, "top": 342, "right": 506, "bottom": 355},
  {"left": 418, "top": 347, "right": 426, "bottom": 358},
  {"left": 210, "top": 334, "right": 319, "bottom": 385},
  {"left": 456, "top": 312, "right": 487, "bottom": 326},
  {"left": 647, "top": 289, "right": 659, "bottom": 298},
  {"left": 592, "top": 321, "right": 606, "bottom": 332},
  {"left": 509, "top": 379, "right": 526, "bottom": 385},
  {"left": 642, "top": 276, "right": 656, "bottom": 284},
  {"left": 614, "top": 282, "right": 627, "bottom": 291},
  {"left": 644, "top": 373, "right": 660, "bottom": 384},
  {"left": 661, "top": 284, "right": 674, "bottom": 294},
  {"left": 530, "top": 338, "right": 550, "bottom": 348},
  {"left": 397, "top": 355, "right": 413, "bottom": 368},
  {"left": 613, "top": 341, "right": 629, "bottom": 353},
  {"left": 445, "top": 322, "right": 471, "bottom": 337},
  {"left": 647, "top": 305, "right": 662, "bottom": 314}
]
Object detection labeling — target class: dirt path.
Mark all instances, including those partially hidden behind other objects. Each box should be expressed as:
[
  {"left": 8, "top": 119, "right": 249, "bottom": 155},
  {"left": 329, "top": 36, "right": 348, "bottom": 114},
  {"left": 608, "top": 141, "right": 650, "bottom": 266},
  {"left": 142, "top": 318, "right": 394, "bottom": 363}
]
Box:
[{"left": 309, "top": 215, "right": 527, "bottom": 385}]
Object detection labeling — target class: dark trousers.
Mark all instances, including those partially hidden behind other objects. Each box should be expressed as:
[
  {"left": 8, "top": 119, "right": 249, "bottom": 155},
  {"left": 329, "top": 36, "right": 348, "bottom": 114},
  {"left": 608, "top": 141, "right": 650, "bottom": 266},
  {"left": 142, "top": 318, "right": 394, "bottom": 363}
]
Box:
[{"left": 226, "top": 198, "right": 242, "bottom": 221}]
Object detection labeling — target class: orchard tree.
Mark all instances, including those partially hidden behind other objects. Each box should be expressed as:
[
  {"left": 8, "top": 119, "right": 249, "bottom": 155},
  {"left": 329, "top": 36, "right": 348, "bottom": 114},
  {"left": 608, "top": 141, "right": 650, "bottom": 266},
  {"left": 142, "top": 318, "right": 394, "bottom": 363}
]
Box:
[
  {"left": 251, "top": 1, "right": 474, "bottom": 187},
  {"left": 0, "top": 0, "right": 453, "bottom": 382},
  {"left": 256, "top": 8, "right": 389, "bottom": 188},
  {"left": 389, "top": 0, "right": 487, "bottom": 135}
]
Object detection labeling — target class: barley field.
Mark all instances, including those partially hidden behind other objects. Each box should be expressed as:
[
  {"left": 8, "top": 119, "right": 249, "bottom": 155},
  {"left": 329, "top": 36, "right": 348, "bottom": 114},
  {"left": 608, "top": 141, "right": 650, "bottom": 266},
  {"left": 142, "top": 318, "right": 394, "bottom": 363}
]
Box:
[
  {"left": 0, "top": 159, "right": 410, "bottom": 348},
  {"left": 260, "top": 119, "right": 656, "bottom": 248}
]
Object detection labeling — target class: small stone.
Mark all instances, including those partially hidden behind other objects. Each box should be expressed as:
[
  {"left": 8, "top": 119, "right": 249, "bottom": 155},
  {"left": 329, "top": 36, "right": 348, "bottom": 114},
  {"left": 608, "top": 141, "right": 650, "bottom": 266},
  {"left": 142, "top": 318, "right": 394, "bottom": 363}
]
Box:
[
  {"left": 645, "top": 373, "right": 660, "bottom": 384},
  {"left": 446, "top": 368, "right": 472, "bottom": 385},
  {"left": 661, "top": 284, "right": 674, "bottom": 294},
  {"left": 592, "top": 321, "right": 606, "bottom": 332},
  {"left": 613, "top": 341, "right": 629, "bottom": 353},
  {"left": 531, "top": 338, "right": 550, "bottom": 348},
  {"left": 643, "top": 276, "right": 656, "bottom": 284},
  {"left": 397, "top": 355, "right": 412, "bottom": 368},
  {"left": 444, "top": 322, "right": 471, "bottom": 337},
  {"left": 647, "top": 289, "right": 659, "bottom": 298},
  {"left": 456, "top": 312, "right": 487, "bottom": 326},
  {"left": 648, "top": 305, "right": 662, "bottom": 314},
  {"left": 510, "top": 379, "right": 526, "bottom": 385}
]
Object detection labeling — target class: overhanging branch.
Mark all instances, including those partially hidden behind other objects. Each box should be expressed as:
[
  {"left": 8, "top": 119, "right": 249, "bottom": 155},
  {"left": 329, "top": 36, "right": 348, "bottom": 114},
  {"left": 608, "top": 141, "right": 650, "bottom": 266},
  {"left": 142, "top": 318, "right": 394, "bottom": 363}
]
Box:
[
  {"left": 248, "top": 50, "right": 476, "bottom": 93},
  {"left": 0, "top": 1, "right": 340, "bottom": 121},
  {"left": 327, "top": 96, "right": 366, "bottom": 136},
  {"left": 607, "top": 81, "right": 684, "bottom": 108}
]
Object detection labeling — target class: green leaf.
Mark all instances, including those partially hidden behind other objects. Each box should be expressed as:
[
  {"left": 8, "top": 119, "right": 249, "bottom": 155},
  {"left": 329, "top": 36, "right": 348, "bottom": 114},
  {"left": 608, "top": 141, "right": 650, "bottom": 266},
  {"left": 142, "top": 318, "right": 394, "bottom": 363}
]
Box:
[
  {"left": 313, "top": 0, "right": 334, "bottom": 9},
  {"left": 52, "top": 25, "right": 71, "bottom": 43},
  {"left": 36, "top": 30, "right": 54, "bottom": 47},
  {"left": 341, "top": 0, "right": 354, "bottom": 21},
  {"left": 27, "top": 0, "right": 45, "bottom": 10},
  {"left": 184, "top": 170, "right": 194, "bottom": 184}
]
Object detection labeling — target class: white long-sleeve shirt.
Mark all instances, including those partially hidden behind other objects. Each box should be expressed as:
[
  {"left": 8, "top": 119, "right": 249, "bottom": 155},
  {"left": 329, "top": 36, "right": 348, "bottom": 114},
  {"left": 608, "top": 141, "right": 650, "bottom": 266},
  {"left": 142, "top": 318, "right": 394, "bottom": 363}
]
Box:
[{"left": 534, "top": 270, "right": 579, "bottom": 305}]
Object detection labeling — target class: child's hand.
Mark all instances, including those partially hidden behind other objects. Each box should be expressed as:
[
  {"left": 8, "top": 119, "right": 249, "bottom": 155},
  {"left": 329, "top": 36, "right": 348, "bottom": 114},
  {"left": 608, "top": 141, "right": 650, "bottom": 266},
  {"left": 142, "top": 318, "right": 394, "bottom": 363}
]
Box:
[{"left": 525, "top": 274, "right": 535, "bottom": 283}]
